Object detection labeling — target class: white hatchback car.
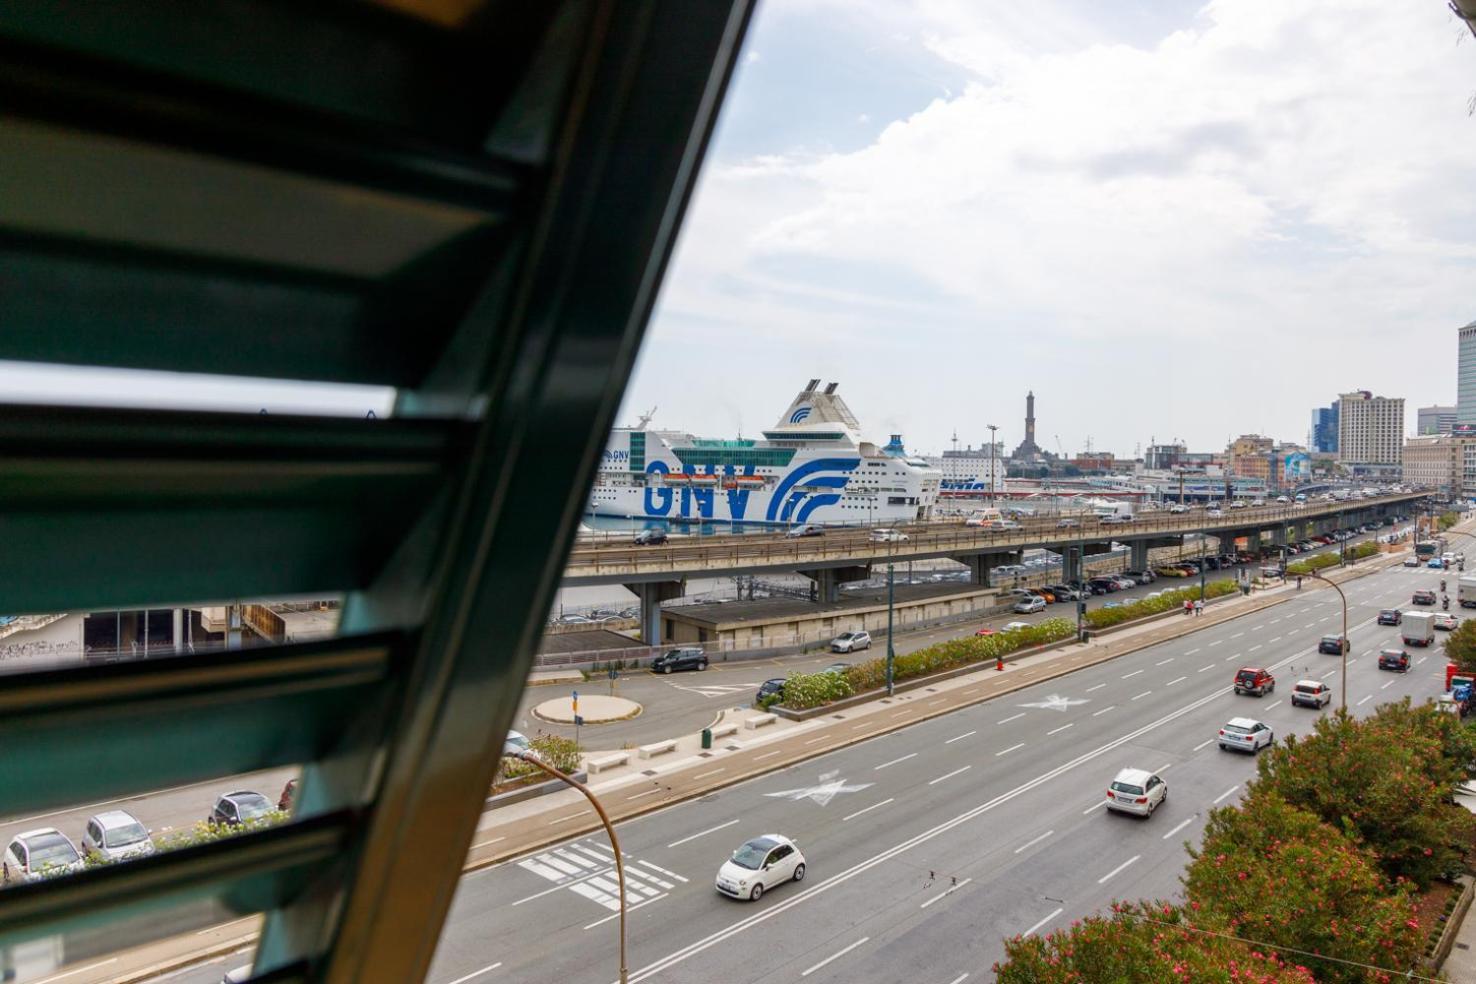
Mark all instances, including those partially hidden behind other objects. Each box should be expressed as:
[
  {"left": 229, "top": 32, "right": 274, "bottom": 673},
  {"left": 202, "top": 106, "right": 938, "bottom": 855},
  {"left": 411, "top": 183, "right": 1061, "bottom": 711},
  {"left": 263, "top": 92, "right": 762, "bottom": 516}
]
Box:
[
  {"left": 3, "top": 828, "right": 85, "bottom": 883},
  {"left": 1105, "top": 768, "right": 1167, "bottom": 818},
  {"left": 716, "top": 834, "right": 806, "bottom": 901},
  {"left": 1290, "top": 680, "right": 1332, "bottom": 709},
  {"left": 82, "top": 810, "right": 155, "bottom": 863},
  {"left": 1218, "top": 717, "right": 1274, "bottom": 754},
  {"left": 830, "top": 630, "right": 872, "bottom": 653}
]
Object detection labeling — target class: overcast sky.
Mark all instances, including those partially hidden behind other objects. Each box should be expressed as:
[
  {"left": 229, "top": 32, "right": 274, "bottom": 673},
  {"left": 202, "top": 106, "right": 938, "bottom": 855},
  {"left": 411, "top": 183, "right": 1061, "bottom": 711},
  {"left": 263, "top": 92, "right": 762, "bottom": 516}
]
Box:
[{"left": 620, "top": 0, "right": 1476, "bottom": 457}]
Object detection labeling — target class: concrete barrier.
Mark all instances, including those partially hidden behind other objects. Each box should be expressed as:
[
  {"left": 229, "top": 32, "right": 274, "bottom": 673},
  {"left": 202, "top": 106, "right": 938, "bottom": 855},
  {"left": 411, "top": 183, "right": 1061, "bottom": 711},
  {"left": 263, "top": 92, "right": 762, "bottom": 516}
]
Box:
[
  {"left": 744, "top": 713, "right": 777, "bottom": 730},
  {"left": 637, "top": 739, "right": 678, "bottom": 759},
  {"left": 587, "top": 752, "right": 630, "bottom": 774},
  {"left": 711, "top": 722, "right": 739, "bottom": 739}
]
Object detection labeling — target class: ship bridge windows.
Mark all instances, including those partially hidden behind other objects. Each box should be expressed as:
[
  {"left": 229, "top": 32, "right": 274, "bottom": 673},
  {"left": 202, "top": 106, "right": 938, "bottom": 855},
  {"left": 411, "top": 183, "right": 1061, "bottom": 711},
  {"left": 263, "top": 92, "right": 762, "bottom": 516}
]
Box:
[{"left": 671, "top": 447, "right": 796, "bottom": 468}]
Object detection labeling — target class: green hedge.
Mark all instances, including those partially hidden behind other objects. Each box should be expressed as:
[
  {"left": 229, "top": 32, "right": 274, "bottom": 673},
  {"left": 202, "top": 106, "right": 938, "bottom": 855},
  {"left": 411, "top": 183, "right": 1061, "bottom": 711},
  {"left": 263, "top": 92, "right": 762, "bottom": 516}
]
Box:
[
  {"left": 775, "top": 618, "right": 1076, "bottom": 710},
  {"left": 1082, "top": 580, "right": 1236, "bottom": 629},
  {"left": 1285, "top": 540, "right": 1379, "bottom": 575}
]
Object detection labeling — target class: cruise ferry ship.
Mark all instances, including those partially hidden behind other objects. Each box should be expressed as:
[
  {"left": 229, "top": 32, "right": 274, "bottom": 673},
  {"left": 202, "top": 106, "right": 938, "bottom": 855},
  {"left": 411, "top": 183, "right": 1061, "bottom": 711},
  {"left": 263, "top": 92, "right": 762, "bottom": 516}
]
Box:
[{"left": 588, "top": 381, "right": 939, "bottom": 526}]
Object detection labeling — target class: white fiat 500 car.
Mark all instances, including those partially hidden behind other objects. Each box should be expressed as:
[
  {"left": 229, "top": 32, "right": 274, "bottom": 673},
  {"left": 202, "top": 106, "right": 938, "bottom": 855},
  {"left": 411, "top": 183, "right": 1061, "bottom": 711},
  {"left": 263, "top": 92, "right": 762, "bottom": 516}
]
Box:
[{"left": 715, "top": 834, "right": 806, "bottom": 901}]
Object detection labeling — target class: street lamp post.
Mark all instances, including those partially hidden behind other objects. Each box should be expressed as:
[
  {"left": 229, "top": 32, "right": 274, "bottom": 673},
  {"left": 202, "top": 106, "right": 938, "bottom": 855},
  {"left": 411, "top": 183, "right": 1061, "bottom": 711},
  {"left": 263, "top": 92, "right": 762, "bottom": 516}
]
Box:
[
  {"left": 886, "top": 558, "right": 896, "bottom": 696},
  {"left": 987, "top": 424, "right": 998, "bottom": 506},
  {"left": 1306, "top": 571, "right": 1349, "bottom": 713},
  {"left": 511, "top": 751, "right": 629, "bottom": 983}
]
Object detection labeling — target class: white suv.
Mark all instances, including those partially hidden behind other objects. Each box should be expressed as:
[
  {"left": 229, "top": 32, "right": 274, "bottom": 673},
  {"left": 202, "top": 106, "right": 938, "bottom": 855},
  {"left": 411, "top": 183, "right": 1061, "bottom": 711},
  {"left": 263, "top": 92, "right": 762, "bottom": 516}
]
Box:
[
  {"left": 1290, "top": 680, "right": 1332, "bottom": 708},
  {"left": 1218, "top": 717, "right": 1273, "bottom": 754},
  {"left": 1105, "top": 768, "right": 1167, "bottom": 817},
  {"left": 830, "top": 630, "right": 872, "bottom": 653}
]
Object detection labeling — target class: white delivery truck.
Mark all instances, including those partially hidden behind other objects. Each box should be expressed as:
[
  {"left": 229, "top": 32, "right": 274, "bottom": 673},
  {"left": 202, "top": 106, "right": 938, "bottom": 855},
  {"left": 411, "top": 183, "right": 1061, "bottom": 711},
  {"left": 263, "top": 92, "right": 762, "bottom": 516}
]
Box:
[
  {"left": 1403, "top": 611, "right": 1435, "bottom": 647},
  {"left": 1459, "top": 575, "right": 1476, "bottom": 609}
]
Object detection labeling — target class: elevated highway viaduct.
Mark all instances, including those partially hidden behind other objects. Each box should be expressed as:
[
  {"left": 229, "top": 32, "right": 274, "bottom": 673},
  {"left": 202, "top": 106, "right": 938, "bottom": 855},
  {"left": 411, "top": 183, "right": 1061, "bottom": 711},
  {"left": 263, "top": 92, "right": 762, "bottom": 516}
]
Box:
[{"left": 564, "top": 493, "right": 1428, "bottom": 642}]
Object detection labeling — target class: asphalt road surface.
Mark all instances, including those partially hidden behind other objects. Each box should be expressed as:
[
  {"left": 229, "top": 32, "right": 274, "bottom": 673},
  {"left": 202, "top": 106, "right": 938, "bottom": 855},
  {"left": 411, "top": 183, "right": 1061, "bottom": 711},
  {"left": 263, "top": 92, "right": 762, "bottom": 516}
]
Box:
[
  {"left": 405, "top": 559, "right": 1444, "bottom": 984},
  {"left": 513, "top": 532, "right": 1391, "bottom": 750}
]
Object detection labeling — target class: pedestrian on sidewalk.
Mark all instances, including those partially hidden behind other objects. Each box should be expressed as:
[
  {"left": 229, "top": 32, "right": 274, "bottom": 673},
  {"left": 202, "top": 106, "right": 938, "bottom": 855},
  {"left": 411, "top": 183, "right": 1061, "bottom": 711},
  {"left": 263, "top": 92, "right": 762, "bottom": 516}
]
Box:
[
  {"left": 1194, "top": 598, "right": 1204, "bottom": 616},
  {"left": 1184, "top": 599, "right": 1193, "bottom": 616}
]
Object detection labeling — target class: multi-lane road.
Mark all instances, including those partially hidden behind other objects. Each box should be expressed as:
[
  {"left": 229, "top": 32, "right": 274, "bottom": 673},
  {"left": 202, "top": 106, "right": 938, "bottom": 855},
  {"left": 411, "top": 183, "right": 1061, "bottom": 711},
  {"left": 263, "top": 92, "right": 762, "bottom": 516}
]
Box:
[
  {"left": 516, "top": 528, "right": 1396, "bottom": 749},
  {"left": 406, "top": 559, "right": 1447, "bottom": 984}
]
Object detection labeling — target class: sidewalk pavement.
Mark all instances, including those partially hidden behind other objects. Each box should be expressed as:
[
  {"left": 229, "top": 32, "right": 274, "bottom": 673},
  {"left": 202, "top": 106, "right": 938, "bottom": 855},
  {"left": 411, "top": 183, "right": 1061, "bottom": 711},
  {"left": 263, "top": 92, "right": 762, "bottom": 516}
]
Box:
[{"left": 1443, "top": 904, "right": 1476, "bottom": 980}]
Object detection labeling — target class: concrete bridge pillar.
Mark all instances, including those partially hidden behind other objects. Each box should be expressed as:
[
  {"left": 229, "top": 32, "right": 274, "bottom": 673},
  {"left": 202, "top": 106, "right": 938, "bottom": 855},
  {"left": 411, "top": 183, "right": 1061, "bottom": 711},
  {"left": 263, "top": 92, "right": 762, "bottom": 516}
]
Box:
[
  {"left": 800, "top": 565, "right": 870, "bottom": 603},
  {"left": 1062, "top": 546, "right": 1082, "bottom": 583},
  {"left": 1129, "top": 541, "right": 1150, "bottom": 571},
  {"left": 959, "top": 552, "right": 1021, "bottom": 587},
  {"left": 623, "top": 580, "right": 685, "bottom": 645}
]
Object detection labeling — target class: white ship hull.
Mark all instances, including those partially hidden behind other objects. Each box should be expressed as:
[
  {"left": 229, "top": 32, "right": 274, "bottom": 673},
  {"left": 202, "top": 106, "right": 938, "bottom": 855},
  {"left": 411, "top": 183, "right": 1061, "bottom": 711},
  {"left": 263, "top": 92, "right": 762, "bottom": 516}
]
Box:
[{"left": 585, "top": 482, "right": 922, "bottom": 526}]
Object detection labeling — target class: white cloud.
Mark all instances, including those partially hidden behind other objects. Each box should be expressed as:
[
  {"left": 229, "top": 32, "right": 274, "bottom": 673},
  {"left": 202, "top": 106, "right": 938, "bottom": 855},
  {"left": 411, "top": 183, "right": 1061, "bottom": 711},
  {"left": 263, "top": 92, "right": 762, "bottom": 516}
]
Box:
[{"left": 634, "top": 0, "right": 1476, "bottom": 453}]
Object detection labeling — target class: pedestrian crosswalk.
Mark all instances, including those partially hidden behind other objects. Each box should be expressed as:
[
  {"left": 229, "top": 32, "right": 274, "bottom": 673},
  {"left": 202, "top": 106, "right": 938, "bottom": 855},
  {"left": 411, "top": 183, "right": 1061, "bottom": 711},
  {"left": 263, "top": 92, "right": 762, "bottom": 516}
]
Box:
[
  {"left": 516, "top": 839, "right": 688, "bottom": 912},
  {"left": 667, "top": 681, "right": 762, "bottom": 699}
]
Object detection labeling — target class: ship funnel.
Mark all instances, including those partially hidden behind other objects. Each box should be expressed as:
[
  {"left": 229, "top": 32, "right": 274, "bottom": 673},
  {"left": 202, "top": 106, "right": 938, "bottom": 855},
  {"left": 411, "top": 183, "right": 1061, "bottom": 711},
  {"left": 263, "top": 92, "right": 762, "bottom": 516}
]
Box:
[
  {"left": 805, "top": 379, "right": 820, "bottom": 393},
  {"left": 823, "top": 382, "right": 838, "bottom": 394}
]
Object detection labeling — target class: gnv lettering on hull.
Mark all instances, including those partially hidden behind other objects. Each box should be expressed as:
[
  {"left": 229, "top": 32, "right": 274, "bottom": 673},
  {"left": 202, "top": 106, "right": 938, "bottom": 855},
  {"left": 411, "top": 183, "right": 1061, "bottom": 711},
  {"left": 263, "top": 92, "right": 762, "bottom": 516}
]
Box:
[{"left": 643, "top": 463, "right": 760, "bottom": 520}]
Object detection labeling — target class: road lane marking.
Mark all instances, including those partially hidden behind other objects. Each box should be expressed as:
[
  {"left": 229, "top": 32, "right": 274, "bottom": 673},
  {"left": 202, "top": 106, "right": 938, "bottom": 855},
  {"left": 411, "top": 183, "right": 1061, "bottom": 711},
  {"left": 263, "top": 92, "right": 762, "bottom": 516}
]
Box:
[
  {"left": 472, "top": 835, "right": 506, "bottom": 850},
  {"left": 874, "top": 753, "right": 917, "bottom": 771},
  {"left": 1046, "top": 724, "right": 1073, "bottom": 736},
  {"left": 1130, "top": 691, "right": 1152, "bottom": 701},
  {"left": 1166, "top": 676, "right": 1186, "bottom": 686},
  {"left": 1225, "top": 653, "right": 1241, "bottom": 662},
  {"left": 1269, "top": 636, "right": 1282, "bottom": 644},
  {"left": 1013, "top": 829, "right": 1055, "bottom": 854},
  {"left": 1193, "top": 738, "right": 1215, "bottom": 751},
  {"left": 804, "top": 736, "right": 829, "bottom": 746},
  {"left": 692, "top": 768, "right": 726, "bottom": 780},
  {"left": 997, "top": 713, "right": 1026, "bottom": 725},
  {"left": 1231, "top": 632, "right": 1244, "bottom": 639},
  {"left": 585, "top": 892, "right": 667, "bottom": 930},
  {"left": 624, "top": 672, "right": 1306, "bottom": 983},
  {"left": 1208, "top": 640, "right": 1222, "bottom": 647},
  {"left": 551, "top": 810, "right": 591, "bottom": 825},
  {"left": 920, "top": 877, "right": 973, "bottom": 909},
  {"left": 666, "top": 819, "right": 740, "bottom": 849},
  {"left": 1358, "top": 695, "right": 1372, "bottom": 705},
  {"left": 842, "top": 798, "right": 895, "bottom": 822},
  {"left": 1121, "top": 669, "right": 1144, "bottom": 679},
  {"left": 1185, "top": 647, "right": 1201, "bottom": 655},
  {"left": 1213, "top": 785, "right": 1239, "bottom": 804},
  {"left": 32, "top": 961, "right": 120, "bottom": 984},
  {"left": 1266, "top": 700, "right": 1282, "bottom": 709},
  {"left": 945, "top": 730, "right": 977, "bottom": 744},
  {"left": 1248, "top": 644, "right": 1262, "bottom": 653},
  {"left": 1021, "top": 908, "right": 1063, "bottom": 937},
  {"left": 1198, "top": 664, "right": 1214, "bottom": 673},
  {"left": 1092, "top": 705, "right": 1115, "bottom": 716},
  {"left": 636, "top": 860, "right": 688, "bottom": 883},
  {"left": 1321, "top": 670, "right": 1337, "bottom": 679},
  {"left": 801, "top": 937, "right": 870, "bottom": 977},
  {"left": 930, "top": 766, "right": 973, "bottom": 785},
  {"left": 995, "top": 743, "right": 1025, "bottom": 757},
  {"left": 1086, "top": 683, "right": 1106, "bottom": 693},
  {"left": 444, "top": 964, "right": 503, "bottom": 984},
  {"left": 1083, "top": 800, "right": 1108, "bottom": 814},
  {"left": 1417, "top": 656, "right": 1428, "bottom": 665},
  {"left": 1155, "top": 658, "right": 1174, "bottom": 666},
  {"left": 1250, "top": 623, "right": 1263, "bottom": 630},
  {"left": 946, "top": 975, "right": 970, "bottom": 984},
  {"left": 1382, "top": 680, "right": 1395, "bottom": 689},
  {"left": 1096, "top": 855, "right": 1140, "bottom": 884}
]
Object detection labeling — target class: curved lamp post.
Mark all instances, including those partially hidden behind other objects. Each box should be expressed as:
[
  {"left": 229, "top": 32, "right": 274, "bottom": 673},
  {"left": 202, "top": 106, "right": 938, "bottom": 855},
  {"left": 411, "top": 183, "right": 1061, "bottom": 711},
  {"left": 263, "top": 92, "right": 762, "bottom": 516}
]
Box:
[
  {"left": 1305, "top": 570, "right": 1348, "bottom": 713},
  {"left": 509, "top": 752, "right": 629, "bottom": 983}
]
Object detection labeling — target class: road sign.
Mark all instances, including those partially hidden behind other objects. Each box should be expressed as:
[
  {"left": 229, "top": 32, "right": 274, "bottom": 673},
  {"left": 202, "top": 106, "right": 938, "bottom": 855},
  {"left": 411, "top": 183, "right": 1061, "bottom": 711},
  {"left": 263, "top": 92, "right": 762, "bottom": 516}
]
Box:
[{"left": 574, "top": 715, "right": 585, "bottom": 727}]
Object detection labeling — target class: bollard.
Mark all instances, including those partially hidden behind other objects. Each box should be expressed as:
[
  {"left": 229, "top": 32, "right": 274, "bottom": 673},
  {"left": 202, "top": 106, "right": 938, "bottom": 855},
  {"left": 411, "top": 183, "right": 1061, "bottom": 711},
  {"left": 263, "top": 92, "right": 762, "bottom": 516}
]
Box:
[
  {"left": 701, "top": 728, "right": 712, "bottom": 750},
  {"left": 996, "top": 656, "right": 1004, "bottom": 672}
]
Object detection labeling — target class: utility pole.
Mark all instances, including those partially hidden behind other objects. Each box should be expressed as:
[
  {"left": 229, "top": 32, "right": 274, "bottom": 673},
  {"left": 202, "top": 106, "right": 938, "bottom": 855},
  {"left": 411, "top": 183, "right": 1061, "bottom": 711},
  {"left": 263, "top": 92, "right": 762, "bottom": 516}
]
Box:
[
  {"left": 885, "top": 557, "right": 896, "bottom": 697},
  {"left": 987, "top": 424, "right": 998, "bottom": 507}
]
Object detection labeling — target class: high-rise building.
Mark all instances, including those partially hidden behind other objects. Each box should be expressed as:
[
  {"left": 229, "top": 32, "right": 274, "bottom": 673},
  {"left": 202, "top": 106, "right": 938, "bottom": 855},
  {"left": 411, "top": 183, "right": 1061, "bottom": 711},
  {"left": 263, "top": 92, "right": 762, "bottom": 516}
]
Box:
[
  {"left": 1337, "top": 390, "right": 1404, "bottom": 476},
  {"left": 1459, "top": 320, "right": 1476, "bottom": 427},
  {"left": 1417, "top": 405, "right": 1457, "bottom": 435},
  {"left": 1310, "top": 403, "right": 1339, "bottom": 453}
]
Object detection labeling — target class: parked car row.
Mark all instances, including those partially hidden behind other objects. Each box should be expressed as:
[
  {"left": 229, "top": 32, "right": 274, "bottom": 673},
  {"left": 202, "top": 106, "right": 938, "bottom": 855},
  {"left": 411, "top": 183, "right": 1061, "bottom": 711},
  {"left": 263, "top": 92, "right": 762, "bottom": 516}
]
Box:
[{"left": 4, "top": 784, "right": 294, "bottom": 885}]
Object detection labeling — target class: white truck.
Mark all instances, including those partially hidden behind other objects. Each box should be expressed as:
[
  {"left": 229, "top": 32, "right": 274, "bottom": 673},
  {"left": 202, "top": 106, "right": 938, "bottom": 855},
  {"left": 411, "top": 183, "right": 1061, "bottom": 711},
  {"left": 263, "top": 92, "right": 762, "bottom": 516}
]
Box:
[
  {"left": 1403, "top": 611, "right": 1435, "bottom": 647},
  {"left": 1460, "top": 575, "right": 1476, "bottom": 609}
]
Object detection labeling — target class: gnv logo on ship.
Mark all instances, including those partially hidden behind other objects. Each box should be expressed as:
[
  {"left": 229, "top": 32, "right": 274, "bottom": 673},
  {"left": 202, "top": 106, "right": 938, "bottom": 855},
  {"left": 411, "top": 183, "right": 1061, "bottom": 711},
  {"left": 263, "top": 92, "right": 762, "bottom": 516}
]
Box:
[
  {"left": 788, "top": 405, "right": 812, "bottom": 424},
  {"left": 603, "top": 450, "right": 629, "bottom": 463}
]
